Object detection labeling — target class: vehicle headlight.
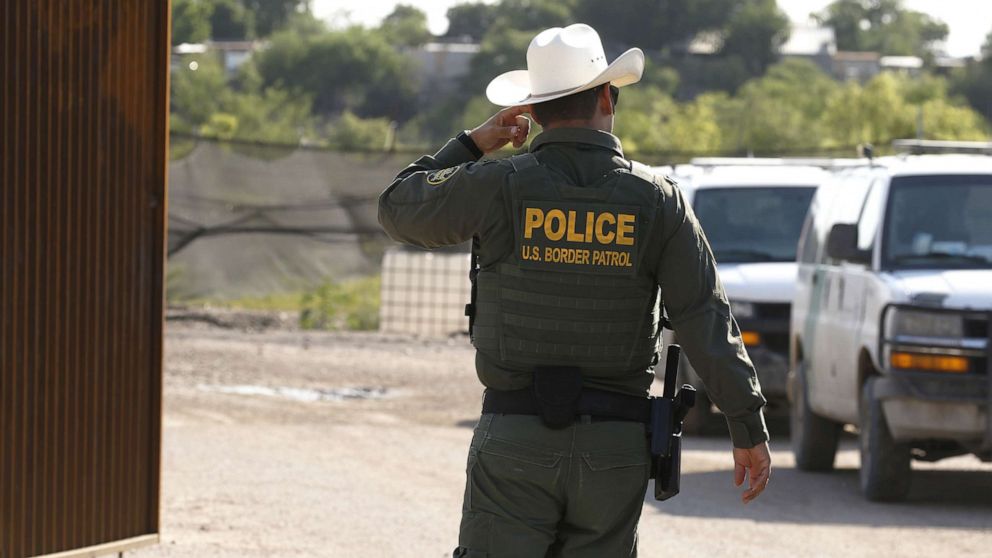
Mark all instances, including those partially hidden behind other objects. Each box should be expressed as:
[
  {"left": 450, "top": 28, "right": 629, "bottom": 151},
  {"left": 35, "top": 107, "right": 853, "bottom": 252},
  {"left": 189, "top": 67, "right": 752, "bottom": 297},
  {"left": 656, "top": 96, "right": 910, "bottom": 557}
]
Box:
[
  {"left": 883, "top": 307, "right": 964, "bottom": 339},
  {"left": 730, "top": 301, "right": 755, "bottom": 319}
]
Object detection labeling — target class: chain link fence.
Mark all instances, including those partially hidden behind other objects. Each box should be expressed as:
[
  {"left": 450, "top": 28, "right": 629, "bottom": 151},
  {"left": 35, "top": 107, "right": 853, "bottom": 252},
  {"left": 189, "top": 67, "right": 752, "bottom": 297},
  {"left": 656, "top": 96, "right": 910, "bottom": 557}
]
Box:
[{"left": 166, "top": 134, "right": 873, "bottom": 333}]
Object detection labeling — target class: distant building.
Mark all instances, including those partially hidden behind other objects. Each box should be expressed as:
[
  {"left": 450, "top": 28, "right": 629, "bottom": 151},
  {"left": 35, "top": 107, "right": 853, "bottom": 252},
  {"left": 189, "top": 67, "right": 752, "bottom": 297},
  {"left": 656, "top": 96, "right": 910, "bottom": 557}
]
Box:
[
  {"left": 833, "top": 51, "right": 881, "bottom": 82},
  {"left": 780, "top": 25, "right": 837, "bottom": 74},
  {"left": 209, "top": 40, "right": 259, "bottom": 73},
  {"left": 406, "top": 42, "right": 480, "bottom": 97},
  {"left": 880, "top": 55, "right": 924, "bottom": 77},
  {"left": 933, "top": 55, "right": 972, "bottom": 76},
  {"left": 171, "top": 40, "right": 260, "bottom": 75},
  {"left": 685, "top": 31, "right": 722, "bottom": 56}
]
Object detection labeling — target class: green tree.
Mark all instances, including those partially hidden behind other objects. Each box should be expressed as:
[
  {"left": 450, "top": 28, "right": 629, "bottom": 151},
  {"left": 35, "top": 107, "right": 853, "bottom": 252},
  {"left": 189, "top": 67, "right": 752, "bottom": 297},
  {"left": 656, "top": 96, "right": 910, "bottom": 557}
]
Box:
[
  {"left": 170, "top": 56, "right": 314, "bottom": 144},
  {"left": 489, "top": 0, "right": 576, "bottom": 33},
  {"left": 814, "top": 0, "right": 949, "bottom": 58},
  {"left": 573, "top": 0, "right": 737, "bottom": 52},
  {"left": 328, "top": 111, "right": 394, "bottom": 150},
  {"left": 171, "top": 55, "right": 228, "bottom": 126},
  {"left": 916, "top": 98, "right": 989, "bottom": 140},
  {"left": 719, "top": 0, "right": 790, "bottom": 76},
  {"left": 252, "top": 26, "right": 419, "bottom": 120},
  {"left": 445, "top": 2, "right": 499, "bottom": 41},
  {"left": 242, "top": 0, "right": 310, "bottom": 37},
  {"left": 639, "top": 62, "right": 680, "bottom": 95},
  {"left": 380, "top": 5, "right": 433, "bottom": 47},
  {"left": 951, "top": 29, "right": 992, "bottom": 124},
  {"left": 822, "top": 73, "right": 913, "bottom": 146},
  {"left": 461, "top": 26, "right": 537, "bottom": 99},
  {"left": 209, "top": 0, "right": 255, "bottom": 41},
  {"left": 172, "top": 0, "right": 213, "bottom": 45}
]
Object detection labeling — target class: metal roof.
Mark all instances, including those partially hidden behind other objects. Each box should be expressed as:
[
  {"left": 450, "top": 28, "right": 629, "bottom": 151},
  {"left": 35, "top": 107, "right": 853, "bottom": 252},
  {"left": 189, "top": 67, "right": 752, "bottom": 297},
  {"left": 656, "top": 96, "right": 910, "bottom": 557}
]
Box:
[{"left": 671, "top": 164, "right": 831, "bottom": 189}]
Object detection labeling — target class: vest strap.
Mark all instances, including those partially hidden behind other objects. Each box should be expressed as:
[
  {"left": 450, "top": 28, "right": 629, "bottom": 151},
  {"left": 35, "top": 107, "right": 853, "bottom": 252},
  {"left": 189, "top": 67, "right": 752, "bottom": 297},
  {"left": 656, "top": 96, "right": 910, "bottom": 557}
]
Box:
[{"left": 509, "top": 152, "right": 539, "bottom": 172}]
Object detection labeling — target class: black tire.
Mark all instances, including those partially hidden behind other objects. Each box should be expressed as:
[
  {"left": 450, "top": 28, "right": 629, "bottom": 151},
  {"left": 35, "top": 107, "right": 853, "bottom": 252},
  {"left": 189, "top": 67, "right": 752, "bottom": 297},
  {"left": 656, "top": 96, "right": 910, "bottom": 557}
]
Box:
[
  {"left": 790, "top": 363, "right": 841, "bottom": 471},
  {"left": 859, "top": 376, "right": 912, "bottom": 502}
]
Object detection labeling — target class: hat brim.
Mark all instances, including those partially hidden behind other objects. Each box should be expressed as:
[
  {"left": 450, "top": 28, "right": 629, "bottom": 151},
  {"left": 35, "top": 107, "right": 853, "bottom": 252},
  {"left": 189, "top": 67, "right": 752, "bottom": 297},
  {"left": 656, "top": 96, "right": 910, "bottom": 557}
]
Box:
[{"left": 485, "top": 48, "right": 644, "bottom": 107}]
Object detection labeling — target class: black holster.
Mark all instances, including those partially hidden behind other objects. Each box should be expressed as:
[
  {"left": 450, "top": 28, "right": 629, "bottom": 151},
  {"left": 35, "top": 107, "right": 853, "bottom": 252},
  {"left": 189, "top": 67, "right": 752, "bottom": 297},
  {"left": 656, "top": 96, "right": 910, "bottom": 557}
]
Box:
[
  {"left": 648, "top": 345, "right": 696, "bottom": 501},
  {"left": 532, "top": 365, "right": 583, "bottom": 429}
]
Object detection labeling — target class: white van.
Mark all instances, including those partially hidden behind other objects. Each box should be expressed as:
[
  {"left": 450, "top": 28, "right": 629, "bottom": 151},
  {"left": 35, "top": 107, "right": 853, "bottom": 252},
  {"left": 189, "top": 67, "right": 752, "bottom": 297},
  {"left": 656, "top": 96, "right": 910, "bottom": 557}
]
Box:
[
  {"left": 666, "top": 160, "right": 830, "bottom": 430},
  {"left": 790, "top": 142, "right": 992, "bottom": 501}
]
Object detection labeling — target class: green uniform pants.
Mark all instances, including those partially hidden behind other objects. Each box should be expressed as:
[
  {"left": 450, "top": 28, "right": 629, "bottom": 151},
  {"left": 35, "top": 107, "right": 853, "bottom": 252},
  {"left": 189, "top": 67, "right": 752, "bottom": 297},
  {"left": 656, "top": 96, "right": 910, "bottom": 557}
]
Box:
[{"left": 454, "top": 413, "right": 651, "bottom": 558}]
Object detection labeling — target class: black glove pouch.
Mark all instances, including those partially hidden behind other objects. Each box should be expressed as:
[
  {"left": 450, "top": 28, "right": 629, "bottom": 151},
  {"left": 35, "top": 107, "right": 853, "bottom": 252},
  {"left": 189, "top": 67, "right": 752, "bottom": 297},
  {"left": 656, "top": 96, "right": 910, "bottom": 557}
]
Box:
[{"left": 532, "top": 365, "right": 582, "bottom": 429}]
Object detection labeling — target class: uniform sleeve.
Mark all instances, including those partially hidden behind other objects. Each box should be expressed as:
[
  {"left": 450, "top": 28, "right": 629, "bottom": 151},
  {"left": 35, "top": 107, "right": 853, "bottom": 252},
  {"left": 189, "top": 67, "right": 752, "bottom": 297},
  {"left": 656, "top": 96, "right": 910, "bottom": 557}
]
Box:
[
  {"left": 378, "top": 137, "right": 510, "bottom": 249},
  {"left": 654, "top": 184, "right": 769, "bottom": 449}
]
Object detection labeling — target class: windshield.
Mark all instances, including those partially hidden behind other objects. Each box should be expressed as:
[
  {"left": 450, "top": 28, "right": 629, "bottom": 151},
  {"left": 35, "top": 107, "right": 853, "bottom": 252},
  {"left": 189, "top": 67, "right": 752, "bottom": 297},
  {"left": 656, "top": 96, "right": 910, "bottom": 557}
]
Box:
[
  {"left": 692, "top": 186, "right": 816, "bottom": 263},
  {"left": 884, "top": 175, "right": 992, "bottom": 269}
]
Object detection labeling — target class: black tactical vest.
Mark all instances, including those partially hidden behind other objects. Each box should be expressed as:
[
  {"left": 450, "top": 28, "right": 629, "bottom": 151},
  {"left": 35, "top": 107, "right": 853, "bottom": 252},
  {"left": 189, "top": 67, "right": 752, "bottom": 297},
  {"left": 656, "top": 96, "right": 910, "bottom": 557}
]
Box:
[{"left": 471, "top": 153, "right": 664, "bottom": 379}]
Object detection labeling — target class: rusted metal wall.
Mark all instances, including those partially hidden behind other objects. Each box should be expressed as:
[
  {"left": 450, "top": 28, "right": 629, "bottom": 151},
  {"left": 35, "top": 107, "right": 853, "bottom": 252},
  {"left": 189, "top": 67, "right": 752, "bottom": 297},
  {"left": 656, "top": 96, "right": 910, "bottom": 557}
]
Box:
[{"left": 0, "top": 1, "right": 169, "bottom": 557}]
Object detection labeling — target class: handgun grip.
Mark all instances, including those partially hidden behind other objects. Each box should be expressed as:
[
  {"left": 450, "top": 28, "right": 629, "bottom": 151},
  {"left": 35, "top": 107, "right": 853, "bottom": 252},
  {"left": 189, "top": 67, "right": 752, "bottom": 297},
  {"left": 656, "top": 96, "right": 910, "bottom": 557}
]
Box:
[{"left": 663, "top": 345, "right": 681, "bottom": 399}]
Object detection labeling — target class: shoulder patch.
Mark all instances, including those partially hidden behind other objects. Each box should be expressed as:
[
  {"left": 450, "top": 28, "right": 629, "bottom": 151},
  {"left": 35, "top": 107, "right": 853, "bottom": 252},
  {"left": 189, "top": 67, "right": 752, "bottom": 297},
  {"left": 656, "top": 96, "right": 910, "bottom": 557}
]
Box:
[{"left": 426, "top": 166, "right": 460, "bottom": 185}]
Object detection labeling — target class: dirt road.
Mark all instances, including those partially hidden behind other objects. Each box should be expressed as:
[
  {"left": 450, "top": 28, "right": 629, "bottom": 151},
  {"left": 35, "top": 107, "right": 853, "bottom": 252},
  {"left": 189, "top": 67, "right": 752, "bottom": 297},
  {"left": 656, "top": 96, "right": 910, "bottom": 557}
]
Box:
[{"left": 134, "top": 324, "right": 992, "bottom": 557}]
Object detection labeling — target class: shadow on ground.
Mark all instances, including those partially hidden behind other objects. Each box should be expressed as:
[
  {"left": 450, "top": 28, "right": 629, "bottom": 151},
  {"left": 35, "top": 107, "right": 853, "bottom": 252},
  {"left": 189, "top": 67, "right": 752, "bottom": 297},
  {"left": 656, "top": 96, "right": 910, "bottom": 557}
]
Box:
[{"left": 649, "top": 444, "right": 992, "bottom": 529}]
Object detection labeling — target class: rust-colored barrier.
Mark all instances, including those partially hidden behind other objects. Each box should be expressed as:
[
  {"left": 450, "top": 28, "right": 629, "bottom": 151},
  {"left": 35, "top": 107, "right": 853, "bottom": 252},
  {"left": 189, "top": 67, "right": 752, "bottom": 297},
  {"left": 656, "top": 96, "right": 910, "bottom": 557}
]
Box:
[{"left": 0, "top": 1, "right": 170, "bottom": 556}]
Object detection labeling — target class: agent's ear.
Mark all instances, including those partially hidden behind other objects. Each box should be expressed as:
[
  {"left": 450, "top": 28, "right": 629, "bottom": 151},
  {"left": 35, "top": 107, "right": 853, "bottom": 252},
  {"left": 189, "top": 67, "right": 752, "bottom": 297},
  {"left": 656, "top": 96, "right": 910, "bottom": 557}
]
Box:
[
  {"left": 528, "top": 104, "right": 546, "bottom": 127},
  {"left": 597, "top": 84, "right": 614, "bottom": 116}
]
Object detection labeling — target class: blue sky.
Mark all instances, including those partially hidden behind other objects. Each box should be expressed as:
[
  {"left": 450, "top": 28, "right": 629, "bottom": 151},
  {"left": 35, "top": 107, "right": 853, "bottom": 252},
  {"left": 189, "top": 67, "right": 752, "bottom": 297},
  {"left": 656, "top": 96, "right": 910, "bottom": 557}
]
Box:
[{"left": 312, "top": 0, "right": 990, "bottom": 58}]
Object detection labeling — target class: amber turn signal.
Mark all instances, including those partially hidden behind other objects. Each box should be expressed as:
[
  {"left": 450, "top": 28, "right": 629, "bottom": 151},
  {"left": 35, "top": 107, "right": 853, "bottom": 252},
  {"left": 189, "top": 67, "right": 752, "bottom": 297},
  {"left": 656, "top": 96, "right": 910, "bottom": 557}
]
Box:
[
  {"left": 890, "top": 352, "right": 969, "bottom": 373},
  {"left": 741, "top": 331, "right": 761, "bottom": 347}
]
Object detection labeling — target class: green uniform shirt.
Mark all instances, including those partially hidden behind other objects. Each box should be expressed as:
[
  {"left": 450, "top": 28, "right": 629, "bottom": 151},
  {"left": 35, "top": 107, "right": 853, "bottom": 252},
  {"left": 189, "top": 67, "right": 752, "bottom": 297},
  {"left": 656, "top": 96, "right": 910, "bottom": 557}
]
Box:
[{"left": 379, "top": 128, "right": 769, "bottom": 448}]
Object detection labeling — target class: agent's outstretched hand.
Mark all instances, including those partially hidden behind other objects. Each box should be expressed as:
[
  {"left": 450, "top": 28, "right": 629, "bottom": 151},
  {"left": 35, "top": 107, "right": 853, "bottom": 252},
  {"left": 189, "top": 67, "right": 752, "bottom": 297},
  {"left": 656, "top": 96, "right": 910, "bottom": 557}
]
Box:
[
  {"left": 468, "top": 105, "right": 532, "bottom": 154},
  {"left": 733, "top": 441, "right": 771, "bottom": 504}
]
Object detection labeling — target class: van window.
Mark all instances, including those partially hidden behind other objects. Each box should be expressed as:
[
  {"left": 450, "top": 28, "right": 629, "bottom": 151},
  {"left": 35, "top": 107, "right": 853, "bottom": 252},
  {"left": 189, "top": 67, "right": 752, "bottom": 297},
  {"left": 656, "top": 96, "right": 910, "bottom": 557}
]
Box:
[
  {"left": 693, "top": 186, "right": 816, "bottom": 263},
  {"left": 828, "top": 173, "right": 873, "bottom": 225},
  {"left": 820, "top": 172, "right": 872, "bottom": 265},
  {"left": 883, "top": 175, "right": 992, "bottom": 269},
  {"left": 857, "top": 179, "right": 887, "bottom": 252}
]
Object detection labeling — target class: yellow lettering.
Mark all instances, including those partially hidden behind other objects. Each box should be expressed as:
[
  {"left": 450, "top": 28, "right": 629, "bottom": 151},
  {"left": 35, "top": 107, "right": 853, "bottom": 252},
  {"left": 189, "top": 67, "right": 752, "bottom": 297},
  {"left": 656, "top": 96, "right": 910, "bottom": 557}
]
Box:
[
  {"left": 584, "top": 212, "right": 594, "bottom": 243},
  {"left": 524, "top": 208, "right": 543, "bottom": 239},
  {"left": 595, "top": 213, "right": 616, "bottom": 244},
  {"left": 566, "top": 211, "right": 584, "bottom": 242},
  {"left": 544, "top": 209, "right": 566, "bottom": 241},
  {"left": 616, "top": 214, "right": 636, "bottom": 246}
]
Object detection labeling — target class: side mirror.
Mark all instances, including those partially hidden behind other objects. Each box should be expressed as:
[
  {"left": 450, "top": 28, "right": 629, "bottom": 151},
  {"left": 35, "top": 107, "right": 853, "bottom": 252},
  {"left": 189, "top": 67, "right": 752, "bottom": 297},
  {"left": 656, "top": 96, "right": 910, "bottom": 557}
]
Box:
[{"left": 826, "top": 223, "right": 869, "bottom": 263}]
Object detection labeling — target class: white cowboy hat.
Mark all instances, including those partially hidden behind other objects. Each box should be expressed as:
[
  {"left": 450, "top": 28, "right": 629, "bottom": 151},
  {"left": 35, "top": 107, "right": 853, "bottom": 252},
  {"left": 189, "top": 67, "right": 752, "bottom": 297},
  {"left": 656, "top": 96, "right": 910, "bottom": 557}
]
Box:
[{"left": 485, "top": 24, "right": 644, "bottom": 107}]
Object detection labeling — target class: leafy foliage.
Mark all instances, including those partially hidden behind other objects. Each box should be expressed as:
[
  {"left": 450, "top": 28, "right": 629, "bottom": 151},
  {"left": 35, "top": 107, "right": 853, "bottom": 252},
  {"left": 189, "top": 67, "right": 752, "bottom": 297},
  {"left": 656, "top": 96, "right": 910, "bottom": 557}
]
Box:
[
  {"left": 950, "top": 29, "right": 992, "bottom": 123},
  {"left": 719, "top": 0, "right": 790, "bottom": 76},
  {"left": 380, "top": 5, "right": 432, "bottom": 47},
  {"left": 813, "top": 0, "right": 949, "bottom": 59},
  {"left": 242, "top": 0, "right": 310, "bottom": 37},
  {"left": 251, "top": 26, "right": 419, "bottom": 120},
  {"left": 172, "top": 0, "right": 214, "bottom": 45},
  {"left": 171, "top": 56, "right": 313, "bottom": 143},
  {"left": 327, "top": 112, "right": 395, "bottom": 150},
  {"left": 445, "top": 2, "right": 499, "bottom": 41},
  {"left": 209, "top": 0, "right": 256, "bottom": 41},
  {"left": 168, "top": 0, "right": 989, "bottom": 154},
  {"left": 300, "top": 276, "right": 381, "bottom": 331},
  {"left": 610, "top": 59, "right": 988, "bottom": 156}
]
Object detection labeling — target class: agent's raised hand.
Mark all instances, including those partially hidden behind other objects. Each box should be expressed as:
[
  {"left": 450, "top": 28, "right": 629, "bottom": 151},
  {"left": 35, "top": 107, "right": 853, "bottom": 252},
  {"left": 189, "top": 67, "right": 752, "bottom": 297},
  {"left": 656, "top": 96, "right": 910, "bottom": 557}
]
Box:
[{"left": 468, "top": 105, "right": 532, "bottom": 154}]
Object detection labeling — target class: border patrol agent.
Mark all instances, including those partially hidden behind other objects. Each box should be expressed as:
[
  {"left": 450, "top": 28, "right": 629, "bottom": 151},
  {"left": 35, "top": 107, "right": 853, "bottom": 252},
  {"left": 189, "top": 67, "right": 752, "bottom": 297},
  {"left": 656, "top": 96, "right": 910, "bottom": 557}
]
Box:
[{"left": 379, "top": 24, "right": 771, "bottom": 558}]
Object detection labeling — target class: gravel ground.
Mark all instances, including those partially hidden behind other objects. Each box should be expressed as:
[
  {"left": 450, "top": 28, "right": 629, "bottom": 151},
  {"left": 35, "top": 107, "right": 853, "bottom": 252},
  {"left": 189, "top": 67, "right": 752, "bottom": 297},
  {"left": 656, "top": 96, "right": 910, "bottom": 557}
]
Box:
[{"left": 132, "top": 322, "right": 992, "bottom": 558}]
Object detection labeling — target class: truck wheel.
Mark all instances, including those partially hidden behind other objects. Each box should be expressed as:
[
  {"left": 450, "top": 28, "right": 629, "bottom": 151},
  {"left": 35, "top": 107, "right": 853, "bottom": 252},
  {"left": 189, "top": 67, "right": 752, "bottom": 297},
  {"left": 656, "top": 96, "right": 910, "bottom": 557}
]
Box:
[
  {"left": 859, "top": 377, "right": 911, "bottom": 502},
  {"left": 790, "top": 363, "right": 841, "bottom": 471}
]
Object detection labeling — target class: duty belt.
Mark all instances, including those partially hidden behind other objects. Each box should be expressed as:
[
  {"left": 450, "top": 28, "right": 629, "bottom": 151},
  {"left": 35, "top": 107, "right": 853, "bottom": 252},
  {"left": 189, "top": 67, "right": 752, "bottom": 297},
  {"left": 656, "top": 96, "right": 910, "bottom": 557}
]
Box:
[{"left": 482, "top": 387, "right": 651, "bottom": 423}]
